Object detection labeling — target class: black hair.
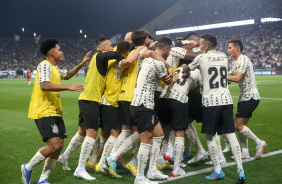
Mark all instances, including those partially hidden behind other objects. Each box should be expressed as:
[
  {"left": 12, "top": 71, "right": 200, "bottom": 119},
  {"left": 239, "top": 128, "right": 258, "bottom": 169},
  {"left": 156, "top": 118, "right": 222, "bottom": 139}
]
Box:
[
  {"left": 155, "top": 37, "right": 172, "bottom": 50},
  {"left": 148, "top": 35, "right": 155, "bottom": 42},
  {"left": 40, "top": 39, "right": 58, "bottom": 56},
  {"left": 184, "top": 32, "right": 198, "bottom": 40},
  {"left": 131, "top": 29, "right": 149, "bottom": 46},
  {"left": 176, "top": 36, "right": 184, "bottom": 40},
  {"left": 95, "top": 37, "right": 109, "bottom": 48},
  {"left": 201, "top": 34, "right": 218, "bottom": 48},
  {"left": 229, "top": 39, "right": 243, "bottom": 52},
  {"left": 116, "top": 40, "right": 131, "bottom": 54}
]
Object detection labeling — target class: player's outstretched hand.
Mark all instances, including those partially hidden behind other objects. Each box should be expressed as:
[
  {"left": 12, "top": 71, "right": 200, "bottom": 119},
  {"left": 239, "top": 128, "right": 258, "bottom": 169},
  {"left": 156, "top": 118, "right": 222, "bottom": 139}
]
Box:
[
  {"left": 80, "top": 51, "right": 92, "bottom": 66},
  {"left": 69, "top": 84, "right": 84, "bottom": 92}
]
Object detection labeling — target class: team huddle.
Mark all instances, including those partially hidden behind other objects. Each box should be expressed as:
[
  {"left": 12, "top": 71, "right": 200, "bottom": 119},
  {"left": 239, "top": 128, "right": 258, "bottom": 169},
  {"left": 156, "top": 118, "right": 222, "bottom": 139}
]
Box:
[{"left": 21, "top": 29, "right": 267, "bottom": 184}]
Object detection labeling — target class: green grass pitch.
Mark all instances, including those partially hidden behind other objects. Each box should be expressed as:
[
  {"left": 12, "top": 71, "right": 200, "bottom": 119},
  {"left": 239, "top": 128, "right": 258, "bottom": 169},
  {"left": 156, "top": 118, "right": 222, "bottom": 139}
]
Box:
[{"left": 0, "top": 75, "right": 281, "bottom": 184}]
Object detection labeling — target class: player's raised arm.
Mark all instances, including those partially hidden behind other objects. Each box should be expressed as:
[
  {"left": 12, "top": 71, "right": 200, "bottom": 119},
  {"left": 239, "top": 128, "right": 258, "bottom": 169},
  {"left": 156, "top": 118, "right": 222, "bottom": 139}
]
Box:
[{"left": 63, "top": 51, "right": 91, "bottom": 80}]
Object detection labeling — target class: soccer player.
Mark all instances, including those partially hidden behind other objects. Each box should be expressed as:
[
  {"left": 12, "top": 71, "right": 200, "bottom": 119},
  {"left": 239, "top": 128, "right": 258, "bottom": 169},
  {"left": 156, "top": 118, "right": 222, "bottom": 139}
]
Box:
[
  {"left": 26, "top": 68, "right": 31, "bottom": 85},
  {"left": 156, "top": 64, "right": 202, "bottom": 177},
  {"left": 59, "top": 37, "right": 125, "bottom": 180},
  {"left": 130, "top": 37, "right": 173, "bottom": 184},
  {"left": 185, "top": 34, "right": 245, "bottom": 183},
  {"left": 21, "top": 38, "right": 91, "bottom": 184},
  {"left": 227, "top": 39, "right": 266, "bottom": 159},
  {"left": 106, "top": 29, "right": 172, "bottom": 179}
]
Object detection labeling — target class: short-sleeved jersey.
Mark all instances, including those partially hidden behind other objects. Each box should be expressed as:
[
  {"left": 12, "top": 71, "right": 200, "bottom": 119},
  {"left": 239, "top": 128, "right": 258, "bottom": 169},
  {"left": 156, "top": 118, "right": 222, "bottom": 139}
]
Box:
[
  {"left": 118, "top": 49, "right": 146, "bottom": 102},
  {"left": 189, "top": 50, "right": 233, "bottom": 107},
  {"left": 28, "top": 60, "right": 64, "bottom": 119},
  {"left": 160, "top": 68, "right": 201, "bottom": 103},
  {"left": 156, "top": 47, "right": 187, "bottom": 92},
  {"left": 79, "top": 51, "right": 124, "bottom": 104},
  {"left": 103, "top": 59, "right": 125, "bottom": 107},
  {"left": 229, "top": 54, "right": 260, "bottom": 102},
  {"left": 131, "top": 58, "right": 167, "bottom": 109}
]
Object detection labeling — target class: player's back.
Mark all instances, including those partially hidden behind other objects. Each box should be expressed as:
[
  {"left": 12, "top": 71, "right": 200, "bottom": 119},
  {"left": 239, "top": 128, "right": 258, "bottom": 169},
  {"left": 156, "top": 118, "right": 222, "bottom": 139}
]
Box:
[{"left": 198, "top": 50, "right": 233, "bottom": 107}]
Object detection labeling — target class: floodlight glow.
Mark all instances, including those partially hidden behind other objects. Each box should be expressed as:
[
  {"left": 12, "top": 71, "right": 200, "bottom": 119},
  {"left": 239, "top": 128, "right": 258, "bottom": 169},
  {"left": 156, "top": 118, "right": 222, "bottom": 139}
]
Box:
[
  {"left": 80, "top": 30, "right": 83, "bottom": 33},
  {"left": 22, "top": 28, "right": 24, "bottom": 32},
  {"left": 84, "top": 35, "right": 87, "bottom": 38},
  {"left": 34, "top": 33, "right": 36, "bottom": 37},
  {"left": 261, "top": 17, "right": 282, "bottom": 23},
  {"left": 156, "top": 19, "right": 254, "bottom": 35}
]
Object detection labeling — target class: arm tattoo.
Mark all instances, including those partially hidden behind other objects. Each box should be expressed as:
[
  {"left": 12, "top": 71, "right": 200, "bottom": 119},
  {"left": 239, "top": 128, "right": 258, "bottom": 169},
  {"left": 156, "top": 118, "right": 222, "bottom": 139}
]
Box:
[{"left": 40, "top": 81, "right": 50, "bottom": 89}]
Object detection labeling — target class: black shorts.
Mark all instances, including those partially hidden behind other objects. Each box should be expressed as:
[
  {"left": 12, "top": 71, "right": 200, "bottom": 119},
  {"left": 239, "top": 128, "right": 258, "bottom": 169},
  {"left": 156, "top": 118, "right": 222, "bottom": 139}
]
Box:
[
  {"left": 155, "top": 98, "right": 188, "bottom": 130},
  {"left": 154, "top": 91, "right": 162, "bottom": 105},
  {"left": 35, "top": 116, "right": 67, "bottom": 142},
  {"left": 188, "top": 91, "right": 203, "bottom": 123},
  {"left": 236, "top": 99, "right": 260, "bottom": 118},
  {"left": 202, "top": 104, "right": 235, "bottom": 135},
  {"left": 130, "top": 105, "right": 159, "bottom": 133},
  {"left": 100, "top": 105, "right": 121, "bottom": 131},
  {"left": 118, "top": 101, "right": 135, "bottom": 127},
  {"left": 78, "top": 100, "right": 100, "bottom": 129}
]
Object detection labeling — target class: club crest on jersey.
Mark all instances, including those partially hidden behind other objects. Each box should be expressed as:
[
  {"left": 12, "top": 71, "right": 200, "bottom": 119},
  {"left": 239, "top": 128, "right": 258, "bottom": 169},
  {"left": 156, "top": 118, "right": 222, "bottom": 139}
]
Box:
[{"left": 51, "top": 124, "right": 59, "bottom": 134}]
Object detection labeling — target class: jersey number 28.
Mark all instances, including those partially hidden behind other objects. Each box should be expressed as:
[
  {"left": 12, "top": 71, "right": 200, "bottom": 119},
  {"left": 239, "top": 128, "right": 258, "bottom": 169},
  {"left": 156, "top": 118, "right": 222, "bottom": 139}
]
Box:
[{"left": 208, "top": 67, "right": 227, "bottom": 89}]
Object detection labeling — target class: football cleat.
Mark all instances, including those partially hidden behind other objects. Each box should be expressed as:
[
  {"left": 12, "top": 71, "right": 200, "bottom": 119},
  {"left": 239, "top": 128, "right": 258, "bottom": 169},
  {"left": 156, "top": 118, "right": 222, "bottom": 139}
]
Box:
[
  {"left": 58, "top": 155, "right": 71, "bottom": 171},
  {"left": 255, "top": 140, "right": 267, "bottom": 159},
  {"left": 205, "top": 170, "right": 225, "bottom": 180},
  {"left": 105, "top": 156, "right": 122, "bottom": 178},
  {"left": 86, "top": 161, "right": 97, "bottom": 172},
  {"left": 95, "top": 164, "right": 106, "bottom": 174},
  {"left": 134, "top": 177, "right": 158, "bottom": 184},
  {"left": 126, "top": 162, "right": 137, "bottom": 176},
  {"left": 74, "top": 169, "right": 96, "bottom": 180},
  {"left": 117, "top": 156, "right": 126, "bottom": 169},
  {"left": 180, "top": 162, "right": 187, "bottom": 168},
  {"left": 187, "top": 151, "right": 208, "bottom": 164},
  {"left": 37, "top": 179, "right": 51, "bottom": 184},
  {"left": 147, "top": 169, "right": 169, "bottom": 180},
  {"left": 21, "top": 164, "right": 32, "bottom": 184},
  {"left": 171, "top": 168, "right": 185, "bottom": 177},
  {"left": 164, "top": 153, "right": 174, "bottom": 164},
  {"left": 237, "top": 170, "right": 245, "bottom": 184},
  {"left": 181, "top": 152, "right": 192, "bottom": 161}
]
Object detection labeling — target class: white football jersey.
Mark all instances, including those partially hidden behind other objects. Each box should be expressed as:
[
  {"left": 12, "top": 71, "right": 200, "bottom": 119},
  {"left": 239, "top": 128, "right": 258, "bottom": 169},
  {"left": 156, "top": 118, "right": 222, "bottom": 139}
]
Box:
[
  {"left": 189, "top": 50, "right": 233, "bottom": 107},
  {"left": 37, "top": 61, "right": 66, "bottom": 83},
  {"left": 131, "top": 58, "right": 167, "bottom": 109},
  {"left": 229, "top": 54, "right": 260, "bottom": 102},
  {"left": 156, "top": 47, "right": 187, "bottom": 92},
  {"left": 160, "top": 68, "right": 201, "bottom": 103}
]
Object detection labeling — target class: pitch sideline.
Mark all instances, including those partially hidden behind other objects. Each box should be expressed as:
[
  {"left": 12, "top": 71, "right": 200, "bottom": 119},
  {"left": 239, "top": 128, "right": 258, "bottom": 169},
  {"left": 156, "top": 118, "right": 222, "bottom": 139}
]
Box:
[{"left": 159, "top": 149, "right": 282, "bottom": 183}]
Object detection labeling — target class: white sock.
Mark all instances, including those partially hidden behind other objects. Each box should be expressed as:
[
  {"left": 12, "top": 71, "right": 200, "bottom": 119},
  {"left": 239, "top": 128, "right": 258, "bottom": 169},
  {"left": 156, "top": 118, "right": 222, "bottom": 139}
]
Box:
[
  {"left": 132, "top": 142, "right": 140, "bottom": 155},
  {"left": 226, "top": 133, "right": 243, "bottom": 173},
  {"left": 63, "top": 132, "right": 84, "bottom": 160},
  {"left": 136, "top": 143, "right": 152, "bottom": 177},
  {"left": 38, "top": 158, "right": 57, "bottom": 182},
  {"left": 186, "top": 123, "right": 204, "bottom": 152},
  {"left": 26, "top": 151, "right": 46, "bottom": 171},
  {"left": 130, "top": 156, "right": 137, "bottom": 165},
  {"left": 89, "top": 135, "right": 105, "bottom": 163},
  {"left": 215, "top": 134, "right": 224, "bottom": 156},
  {"left": 173, "top": 137, "right": 184, "bottom": 169},
  {"left": 111, "top": 130, "right": 132, "bottom": 155},
  {"left": 214, "top": 164, "right": 221, "bottom": 174},
  {"left": 149, "top": 136, "right": 164, "bottom": 170},
  {"left": 166, "top": 131, "right": 174, "bottom": 156},
  {"left": 112, "top": 131, "right": 140, "bottom": 161},
  {"left": 157, "top": 138, "right": 167, "bottom": 164},
  {"left": 78, "top": 136, "right": 95, "bottom": 171},
  {"left": 239, "top": 126, "right": 261, "bottom": 146},
  {"left": 184, "top": 133, "right": 191, "bottom": 154},
  {"left": 239, "top": 132, "right": 249, "bottom": 154},
  {"left": 205, "top": 134, "right": 221, "bottom": 171},
  {"left": 98, "top": 136, "right": 116, "bottom": 166}
]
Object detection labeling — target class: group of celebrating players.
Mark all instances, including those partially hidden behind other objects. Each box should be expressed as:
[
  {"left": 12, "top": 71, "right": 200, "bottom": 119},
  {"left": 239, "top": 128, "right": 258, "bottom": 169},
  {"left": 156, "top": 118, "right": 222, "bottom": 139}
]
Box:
[{"left": 21, "top": 29, "right": 266, "bottom": 184}]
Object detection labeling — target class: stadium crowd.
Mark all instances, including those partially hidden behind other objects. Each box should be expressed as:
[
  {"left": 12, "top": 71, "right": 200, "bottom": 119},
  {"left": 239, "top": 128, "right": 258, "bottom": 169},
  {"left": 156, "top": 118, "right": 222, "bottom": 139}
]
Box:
[
  {"left": 160, "top": 0, "right": 282, "bottom": 30},
  {"left": 1, "top": 24, "right": 281, "bottom": 73}
]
